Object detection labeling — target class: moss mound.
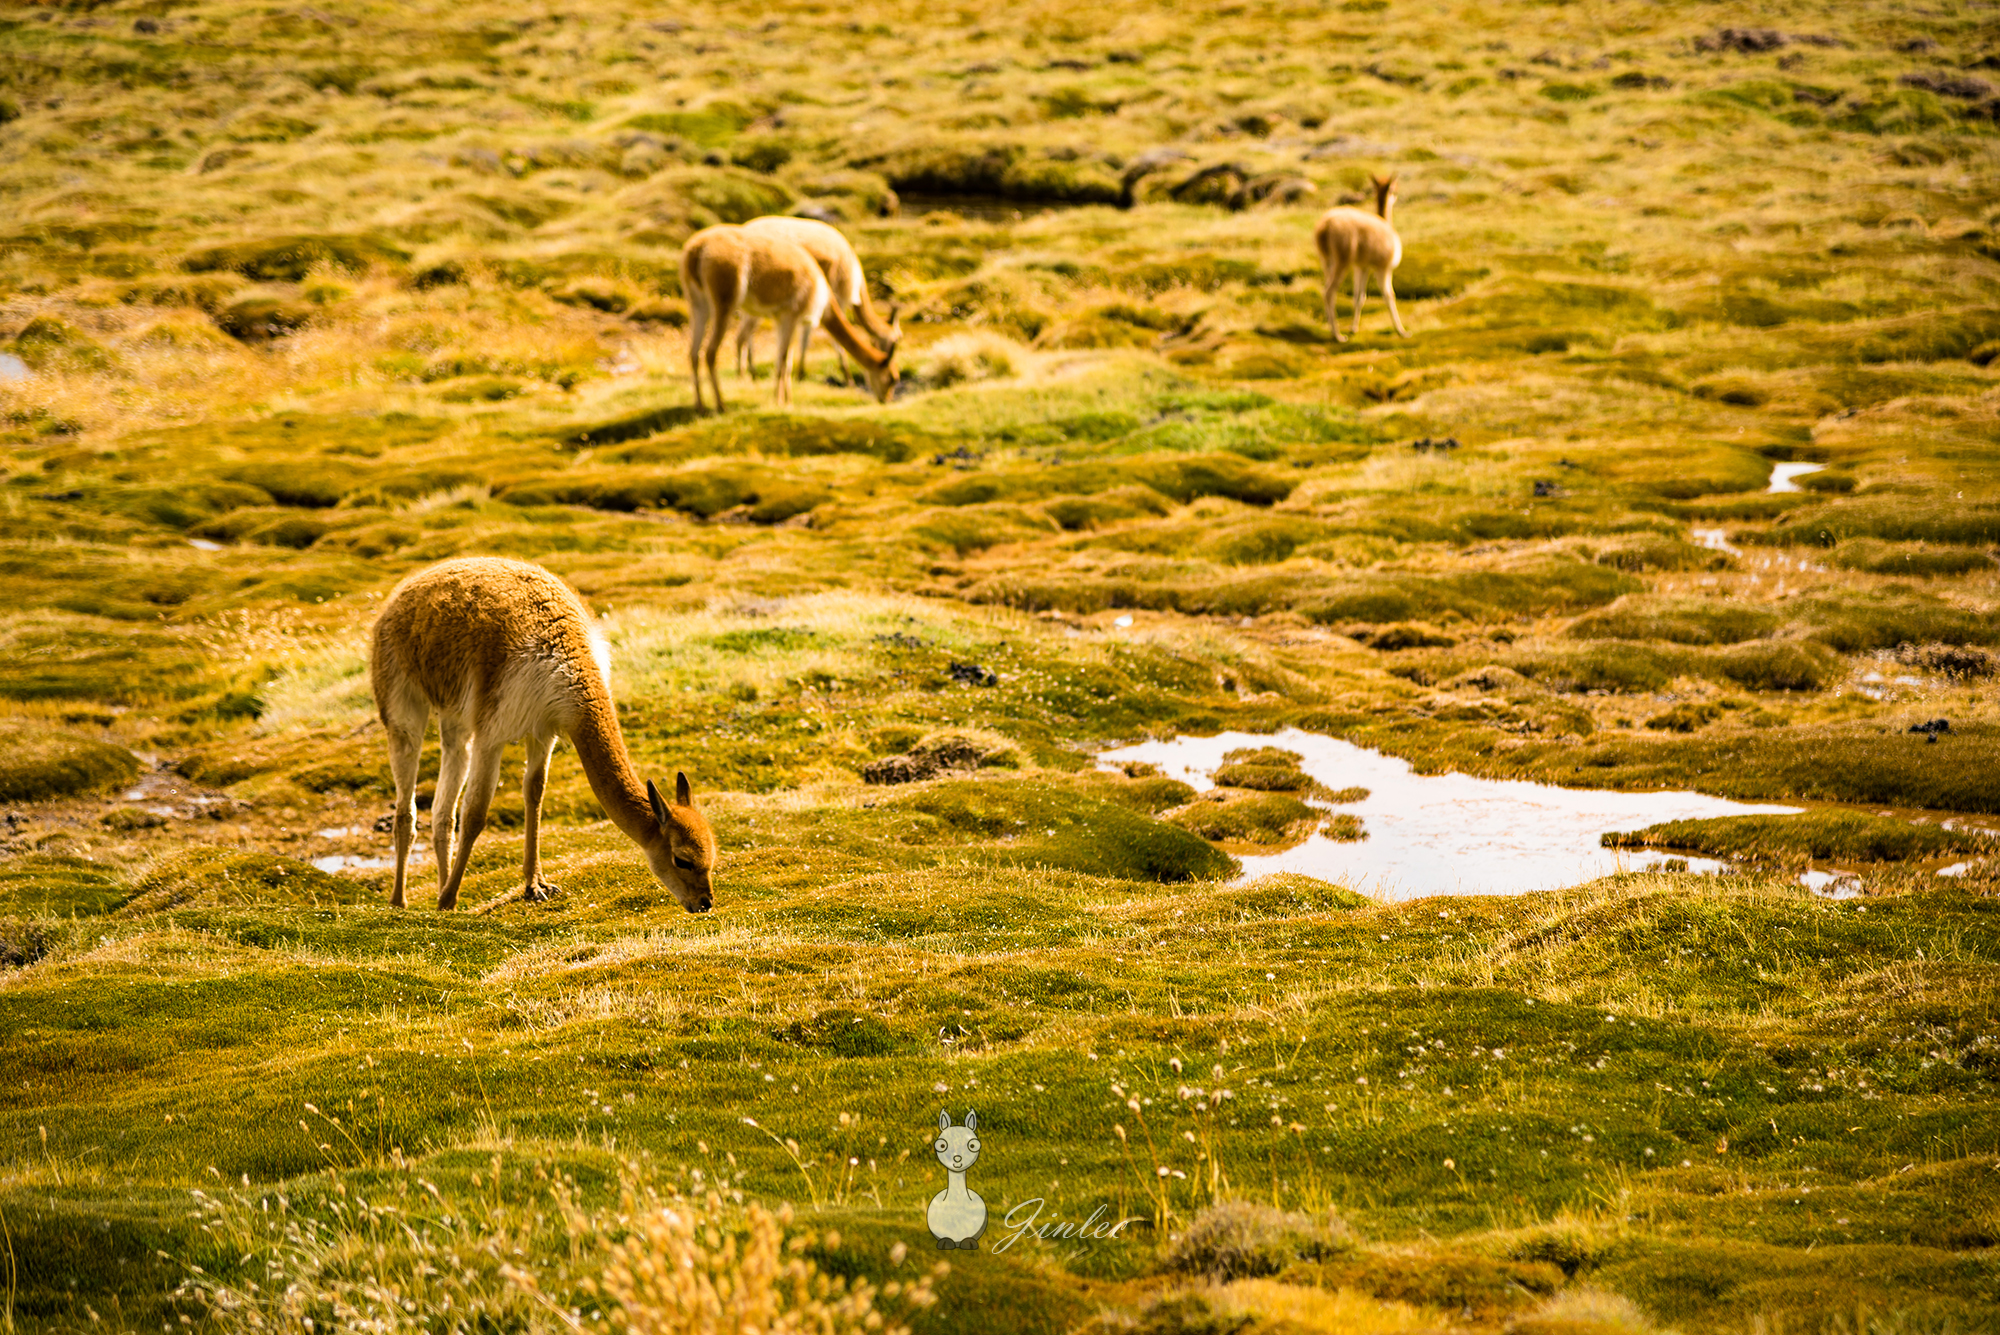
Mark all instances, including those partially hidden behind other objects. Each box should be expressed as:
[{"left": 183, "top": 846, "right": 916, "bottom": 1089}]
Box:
[
  {"left": 1604, "top": 811, "right": 1989, "bottom": 864},
  {"left": 1566, "top": 598, "right": 1779, "bottom": 646},
  {"left": 12, "top": 316, "right": 114, "bottom": 372},
  {"left": 1167, "top": 791, "right": 1327, "bottom": 845},
  {"left": 119, "top": 849, "right": 369, "bottom": 915},
  {"left": 1161, "top": 1201, "right": 1356, "bottom": 1280},
  {"left": 0, "top": 725, "right": 142, "bottom": 803},
  {"left": 183, "top": 232, "right": 411, "bottom": 282},
  {"left": 897, "top": 778, "right": 1236, "bottom": 882}
]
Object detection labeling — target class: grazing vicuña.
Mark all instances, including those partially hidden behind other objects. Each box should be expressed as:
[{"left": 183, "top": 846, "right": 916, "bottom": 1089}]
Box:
[
  {"left": 735, "top": 215, "right": 901, "bottom": 385},
  {"left": 368, "top": 556, "right": 717, "bottom": 913},
  {"left": 681, "top": 223, "right": 897, "bottom": 411}
]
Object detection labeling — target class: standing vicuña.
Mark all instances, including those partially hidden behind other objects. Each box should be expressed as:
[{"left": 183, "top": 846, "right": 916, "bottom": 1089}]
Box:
[
  {"left": 681, "top": 224, "right": 897, "bottom": 412},
  {"left": 733, "top": 215, "right": 901, "bottom": 386},
  {"left": 368, "top": 557, "right": 716, "bottom": 913},
  {"left": 1314, "top": 173, "right": 1409, "bottom": 342}
]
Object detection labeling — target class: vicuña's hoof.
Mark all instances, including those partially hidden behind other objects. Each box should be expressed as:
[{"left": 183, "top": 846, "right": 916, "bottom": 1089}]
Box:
[{"left": 523, "top": 881, "right": 560, "bottom": 903}]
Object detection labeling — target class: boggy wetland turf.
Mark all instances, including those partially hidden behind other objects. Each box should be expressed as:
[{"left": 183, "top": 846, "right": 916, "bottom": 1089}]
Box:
[{"left": 2, "top": 0, "right": 2000, "bottom": 1330}]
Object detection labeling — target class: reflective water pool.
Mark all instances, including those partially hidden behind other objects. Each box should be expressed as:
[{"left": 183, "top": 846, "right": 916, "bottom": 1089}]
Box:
[{"left": 1099, "top": 729, "right": 1801, "bottom": 900}]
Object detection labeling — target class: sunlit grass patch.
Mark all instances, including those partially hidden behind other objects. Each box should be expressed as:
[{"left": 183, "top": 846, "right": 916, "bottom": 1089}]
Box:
[{"left": 1604, "top": 810, "right": 1992, "bottom": 867}]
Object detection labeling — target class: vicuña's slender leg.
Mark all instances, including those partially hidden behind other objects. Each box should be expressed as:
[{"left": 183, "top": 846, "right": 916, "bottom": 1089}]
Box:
[
  {"left": 735, "top": 315, "right": 760, "bottom": 379},
  {"left": 1323, "top": 264, "right": 1346, "bottom": 344},
  {"left": 687, "top": 293, "right": 711, "bottom": 412},
  {"left": 432, "top": 716, "right": 471, "bottom": 890},
  {"left": 1383, "top": 269, "right": 1408, "bottom": 338},
  {"left": 521, "top": 730, "right": 558, "bottom": 901},
  {"left": 701, "top": 293, "right": 731, "bottom": 413},
  {"left": 771, "top": 313, "right": 798, "bottom": 408},
  {"left": 438, "top": 737, "right": 504, "bottom": 911},
  {"left": 794, "top": 316, "right": 814, "bottom": 384},
  {"left": 385, "top": 714, "right": 424, "bottom": 910},
  {"left": 1350, "top": 267, "right": 1366, "bottom": 341}
]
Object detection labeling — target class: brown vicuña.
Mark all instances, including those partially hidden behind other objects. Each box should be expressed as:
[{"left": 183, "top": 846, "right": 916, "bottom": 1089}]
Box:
[
  {"left": 1313, "top": 173, "right": 1409, "bottom": 342},
  {"left": 681, "top": 223, "right": 897, "bottom": 411},
  {"left": 368, "top": 557, "right": 717, "bottom": 913},
  {"left": 733, "top": 215, "right": 901, "bottom": 386}
]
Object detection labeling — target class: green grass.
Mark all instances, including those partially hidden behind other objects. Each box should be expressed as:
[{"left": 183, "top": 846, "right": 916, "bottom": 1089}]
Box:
[
  {"left": 2, "top": 0, "right": 1999, "bottom": 1329},
  {"left": 1603, "top": 810, "right": 1994, "bottom": 866}
]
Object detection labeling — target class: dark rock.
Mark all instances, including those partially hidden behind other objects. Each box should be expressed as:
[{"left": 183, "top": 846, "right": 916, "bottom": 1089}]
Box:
[
  {"left": 1697, "top": 27, "right": 1787, "bottom": 53},
  {"left": 1901, "top": 70, "right": 1994, "bottom": 100},
  {"left": 949, "top": 662, "right": 998, "bottom": 687},
  {"left": 414, "top": 260, "right": 465, "bottom": 289},
  {"left": 862, "top": 754, "right": 930, "bottom": 785},
  {"left": 861, "top": 733, "right": 992, "bottom": 785},
  {"left": 1532, "top": 479, "right": 1560, "bottom": 497},
  {"left": 1119, "top": 147, "right": 1196, "bottom": 202},
  {"left": 1909, "top": 718, "right": 1952, "bottom": 737},
  {"left": 216, "top": 296, "right": 314, "bottom": 343}
]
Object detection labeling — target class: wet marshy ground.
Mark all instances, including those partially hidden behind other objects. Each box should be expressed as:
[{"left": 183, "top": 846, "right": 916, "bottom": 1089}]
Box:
[{"left": 1, "top": 0, "right": 1998, "bottom": 1330}]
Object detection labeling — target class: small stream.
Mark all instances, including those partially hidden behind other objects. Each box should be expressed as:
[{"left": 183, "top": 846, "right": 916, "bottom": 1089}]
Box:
[{"left": 1099, "top": 730, "right": 1800, "bottom": 901}]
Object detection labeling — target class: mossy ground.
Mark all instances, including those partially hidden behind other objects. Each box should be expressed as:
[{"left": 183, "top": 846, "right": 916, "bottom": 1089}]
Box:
[{"left": 1, "top": 0, "right": 1998, "bottom": 1331}]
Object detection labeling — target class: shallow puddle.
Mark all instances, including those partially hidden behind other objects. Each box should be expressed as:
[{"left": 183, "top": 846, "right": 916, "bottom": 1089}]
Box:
[
  {"left": 1098, "top": 730, "right": 1800, "bottom": 900},
  {"left": 312, "top": 854, "right": 393, "bottom": 874},
  {"left": 1768, "top": 462, "right": 1825, "bottom": 493}
]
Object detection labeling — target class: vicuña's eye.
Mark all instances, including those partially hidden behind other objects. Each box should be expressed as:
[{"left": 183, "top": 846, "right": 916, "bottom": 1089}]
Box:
[
  {"left": 935, "top": 1140, "right": 947, "bottom": 1153},
  {"left": 673, "top": 856, "right": 695, "bottom": 871},
  {"left": 966, "top": 1139, "right": 980, "bottom": 1152}
]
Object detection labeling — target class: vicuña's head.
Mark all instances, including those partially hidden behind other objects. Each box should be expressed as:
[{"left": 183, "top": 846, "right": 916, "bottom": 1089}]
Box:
[
  {"left": 934, "top": 1110, "right": 980, "bottom": 1170},
  {"left": 643, "top": 772, "right": 717, "bottom": 913},
  {"left": 1371, "top": 173, "right": 1398, "bottom": 218},
  {"left": 861, "top": 305, "right": 903, "bottom": 403}
]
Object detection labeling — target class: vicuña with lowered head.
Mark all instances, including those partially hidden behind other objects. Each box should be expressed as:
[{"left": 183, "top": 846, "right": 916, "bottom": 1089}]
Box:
[
  {"left": 681, "top": 223, "right": 897, "bottom": 412},
  {"left": 369, "top": 556, "right": 716, "bottom": 913},
  {"left": 733, "top": 215, "right": 900, "bottom": 386},
  {"left": 1313, "top": 172, "right": 1409, "bottom": 342}
]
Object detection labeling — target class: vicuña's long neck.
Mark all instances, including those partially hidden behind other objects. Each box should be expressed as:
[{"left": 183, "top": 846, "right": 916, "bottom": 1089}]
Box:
[
  {"left": 946, "top": 1167, "right": 968, "bottom": 1194},
  {"left": 1379, "top": 197, "right": 1394, "bottom": 224},
  {"left": 567, "top": 692, "right": 655, "bottom": 845},
  {"left": 820, "top": 299, "right": 891, "bottom": 372},
  {"left": 852, "top": 286, "right": 898, "bottom": 345}
]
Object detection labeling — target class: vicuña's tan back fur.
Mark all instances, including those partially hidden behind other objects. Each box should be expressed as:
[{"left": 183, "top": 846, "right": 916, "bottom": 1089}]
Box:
[
  {"left": 1313, "top": 173, "right": 1410, "bottom": 342},
  {"left": 735, "top": 216, "right": 900, "bottom": 384},
  {"left": 681, "top": 224, "right": 896, "bottom": 412},
  {"left": 369, "top": 557, "right": 716, "bottom": 913}
]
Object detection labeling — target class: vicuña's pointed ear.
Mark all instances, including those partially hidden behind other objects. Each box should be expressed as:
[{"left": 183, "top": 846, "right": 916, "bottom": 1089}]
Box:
[
  {"left": 939, "top": 1110, "right": 951, "bottom": 1132},
  {"left": 647, "top": 779, "right": 669, "bottom": 826},
  {"left": 965, "top": 1110, "right": 978, "bottom": 1131},
  {"left": 676, "top": 771, "right": 693, "bottom": 806}
]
